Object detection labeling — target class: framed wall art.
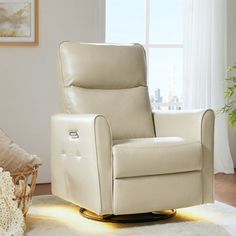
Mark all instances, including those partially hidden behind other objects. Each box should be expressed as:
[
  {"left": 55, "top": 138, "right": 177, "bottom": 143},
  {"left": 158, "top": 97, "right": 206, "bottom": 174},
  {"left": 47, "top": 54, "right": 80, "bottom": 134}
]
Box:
[{"left": 0, "top": 0, "right": 38, "bottom": 46}]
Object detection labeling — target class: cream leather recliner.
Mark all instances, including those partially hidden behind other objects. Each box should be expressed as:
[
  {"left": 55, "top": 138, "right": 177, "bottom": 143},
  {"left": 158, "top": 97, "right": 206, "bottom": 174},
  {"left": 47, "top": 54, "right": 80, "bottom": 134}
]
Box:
[{"left": 51, "top": 42, "right": 215, "bottom": 221}]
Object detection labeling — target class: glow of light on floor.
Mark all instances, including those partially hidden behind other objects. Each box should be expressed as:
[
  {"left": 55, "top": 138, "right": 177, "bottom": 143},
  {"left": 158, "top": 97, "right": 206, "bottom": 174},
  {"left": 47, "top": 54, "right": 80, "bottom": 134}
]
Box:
[
  {"left": 28, "top": 205, "right": 116, "bottom": 233},
  {"left": 28, "top": 202, "right": 227, "bottom": 234},
  {"left": 178, "top": 203, "right": 226, "bottom": 223}
]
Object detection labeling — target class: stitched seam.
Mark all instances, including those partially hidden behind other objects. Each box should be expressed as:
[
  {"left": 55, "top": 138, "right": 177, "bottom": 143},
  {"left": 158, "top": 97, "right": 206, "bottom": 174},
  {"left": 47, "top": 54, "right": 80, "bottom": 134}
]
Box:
[
  {"left": 113, "top": 141, "right": 201, "bottom": 150},
  {"left": 59, "top": 42, "right": 69, "bottom": 112},
  {"left": 94, "top": 115, "right": 103, "bottom": 214},
  {"left": 65, "top": 85, "right": 148, "bottom": 90},
  {"left": 115, "top": 170, "right": 201, "bottom": 180},
  {"left": 200, "top": 109, "right": 214, "bottom": 204},
  {"left": 200, "top": 111, "right": 204, "bottom": 204},
  {"left": 94, "top": 115, "right": 113, "bottom": 215}
]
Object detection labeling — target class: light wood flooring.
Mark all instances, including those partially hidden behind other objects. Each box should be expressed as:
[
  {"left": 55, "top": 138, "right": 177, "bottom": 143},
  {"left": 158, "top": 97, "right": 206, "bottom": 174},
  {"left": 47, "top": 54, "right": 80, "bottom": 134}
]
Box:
[{"left": 215, "top": 172, "right": 236, "bottom": 206}]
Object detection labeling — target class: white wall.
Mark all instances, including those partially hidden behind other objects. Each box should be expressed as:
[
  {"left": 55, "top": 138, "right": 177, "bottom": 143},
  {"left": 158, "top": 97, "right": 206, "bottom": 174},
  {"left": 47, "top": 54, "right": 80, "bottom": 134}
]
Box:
[
  {"left": 227, "top": 0, "right": 236, "bottom": 167},
  {"left": 0, "top": 0, "right": 105, "bottom": 183}
]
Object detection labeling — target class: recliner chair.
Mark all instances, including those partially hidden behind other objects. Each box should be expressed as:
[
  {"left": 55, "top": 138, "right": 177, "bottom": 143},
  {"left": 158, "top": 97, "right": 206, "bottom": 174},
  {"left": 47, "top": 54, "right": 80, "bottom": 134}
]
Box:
[{"left": 51, "top": 42, "right": 215, "bottom": 221}]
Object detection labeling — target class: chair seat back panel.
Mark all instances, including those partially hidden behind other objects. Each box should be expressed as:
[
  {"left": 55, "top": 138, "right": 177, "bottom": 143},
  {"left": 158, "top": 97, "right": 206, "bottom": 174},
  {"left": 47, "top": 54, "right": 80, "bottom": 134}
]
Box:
[
  {"left": 64, "top": 86, "right": 155, "bottom": 140},
  {"left": 60, "top": 42, "right": 155, "bottom": 140}
]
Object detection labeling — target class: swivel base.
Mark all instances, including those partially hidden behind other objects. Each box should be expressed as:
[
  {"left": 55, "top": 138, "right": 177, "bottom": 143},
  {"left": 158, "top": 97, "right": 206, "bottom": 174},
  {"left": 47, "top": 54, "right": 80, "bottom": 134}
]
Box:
[{"left": 79, "top": 208, "right": 176, "bottom": 223}]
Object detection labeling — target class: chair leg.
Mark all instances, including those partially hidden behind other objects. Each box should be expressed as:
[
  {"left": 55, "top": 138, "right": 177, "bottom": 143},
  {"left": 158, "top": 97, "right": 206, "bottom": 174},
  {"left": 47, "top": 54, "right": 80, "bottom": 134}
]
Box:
[{"left": 79, "top": 208, "right": 176, "bottom": 223}]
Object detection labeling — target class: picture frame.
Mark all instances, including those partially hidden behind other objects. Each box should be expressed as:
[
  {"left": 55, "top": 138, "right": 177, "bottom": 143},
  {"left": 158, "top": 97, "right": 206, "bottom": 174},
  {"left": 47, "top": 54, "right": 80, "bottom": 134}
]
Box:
[{"left": 0, "top": 0, "right": 38, "bottom": 46}]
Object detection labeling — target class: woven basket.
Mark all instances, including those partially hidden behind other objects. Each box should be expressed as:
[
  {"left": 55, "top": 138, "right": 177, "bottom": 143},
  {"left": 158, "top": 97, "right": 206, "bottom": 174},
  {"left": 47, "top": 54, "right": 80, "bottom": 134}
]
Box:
[{"left": 11, "top": 166, "right": 39, "bottom": 216}]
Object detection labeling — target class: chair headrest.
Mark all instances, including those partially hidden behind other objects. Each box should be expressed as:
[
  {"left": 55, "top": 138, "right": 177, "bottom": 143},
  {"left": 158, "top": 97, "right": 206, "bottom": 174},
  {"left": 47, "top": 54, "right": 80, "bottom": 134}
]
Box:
[{"left": 60, "top": 42, "right": 147, "bottom": 89}]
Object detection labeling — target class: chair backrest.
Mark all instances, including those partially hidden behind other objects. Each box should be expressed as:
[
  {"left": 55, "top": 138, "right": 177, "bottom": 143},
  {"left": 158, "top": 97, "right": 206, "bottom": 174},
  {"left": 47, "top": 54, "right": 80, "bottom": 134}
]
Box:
[{"left": 59, "top": 42, "right": 155, "bottom": 140}]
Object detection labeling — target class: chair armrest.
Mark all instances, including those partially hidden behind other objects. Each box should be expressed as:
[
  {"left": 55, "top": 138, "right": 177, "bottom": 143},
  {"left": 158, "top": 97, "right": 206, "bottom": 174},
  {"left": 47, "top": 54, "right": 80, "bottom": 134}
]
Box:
[
  {"left": 51, "top": 113, "right": 112, "bottom": 215},
  {"left": 153, "top": 109, "right": 215, "bottom": 142},
  {"left": 153, "top": 109, "right": 215, "bottom": 203}
]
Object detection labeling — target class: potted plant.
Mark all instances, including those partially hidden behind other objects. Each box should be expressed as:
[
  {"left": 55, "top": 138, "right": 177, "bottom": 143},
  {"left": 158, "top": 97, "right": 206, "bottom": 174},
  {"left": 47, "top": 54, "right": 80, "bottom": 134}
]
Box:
[
  {"left": 221, "top": 63, "right": 236, "bottom": 167},
  {"left": 221, "top": 63, "right": 236, "bottom": 127}
]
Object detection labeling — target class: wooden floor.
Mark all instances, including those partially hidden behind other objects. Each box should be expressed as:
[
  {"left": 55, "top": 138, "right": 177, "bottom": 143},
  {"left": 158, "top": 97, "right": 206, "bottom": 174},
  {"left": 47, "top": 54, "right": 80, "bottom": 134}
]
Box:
[
  {"left": 215, "top": 172, "right": 236, "bottom": 207},
  {"left": 34, "top": 171, "right": 236, "bottom": 207}
]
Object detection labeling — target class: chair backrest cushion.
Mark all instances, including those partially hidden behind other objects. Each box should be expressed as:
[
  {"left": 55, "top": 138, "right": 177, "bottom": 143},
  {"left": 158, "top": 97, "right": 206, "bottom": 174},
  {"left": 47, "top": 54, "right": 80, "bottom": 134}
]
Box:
[{"left": 60, "top": 42, "right": 155, "bottom": 140}]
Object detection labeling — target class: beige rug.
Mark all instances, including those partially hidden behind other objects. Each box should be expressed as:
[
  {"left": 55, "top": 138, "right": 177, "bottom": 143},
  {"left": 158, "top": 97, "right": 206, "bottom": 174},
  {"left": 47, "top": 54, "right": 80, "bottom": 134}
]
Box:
[{"left": 25, "top": 195, "right": 236, "bottom": 236}]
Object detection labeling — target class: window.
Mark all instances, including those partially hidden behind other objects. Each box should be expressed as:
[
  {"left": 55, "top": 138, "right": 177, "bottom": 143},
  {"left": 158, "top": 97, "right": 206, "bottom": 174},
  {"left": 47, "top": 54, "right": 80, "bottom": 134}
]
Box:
[{"left": 106, "top": 0, "right": 184, "bottom": 110}]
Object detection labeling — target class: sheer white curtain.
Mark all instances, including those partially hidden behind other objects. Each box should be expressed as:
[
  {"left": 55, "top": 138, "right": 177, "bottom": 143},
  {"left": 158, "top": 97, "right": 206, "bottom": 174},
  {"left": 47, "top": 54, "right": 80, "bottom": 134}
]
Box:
[{"left": 183, "top": 0, "right": 234, "bottom": 173}]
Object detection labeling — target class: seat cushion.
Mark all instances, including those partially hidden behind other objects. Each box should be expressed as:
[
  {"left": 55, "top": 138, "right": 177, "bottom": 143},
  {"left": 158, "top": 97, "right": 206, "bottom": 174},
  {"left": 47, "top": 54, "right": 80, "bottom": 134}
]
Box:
[{"left": 112, "top": 137, "right": 202, "bottom": 179}]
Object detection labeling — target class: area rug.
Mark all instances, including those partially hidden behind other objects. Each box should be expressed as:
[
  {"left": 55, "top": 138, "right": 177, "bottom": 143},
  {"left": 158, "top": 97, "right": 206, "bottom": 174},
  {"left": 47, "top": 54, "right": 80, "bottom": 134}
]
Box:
[{"left": 25, "top": 195, "right": 236, "bottom": 236}]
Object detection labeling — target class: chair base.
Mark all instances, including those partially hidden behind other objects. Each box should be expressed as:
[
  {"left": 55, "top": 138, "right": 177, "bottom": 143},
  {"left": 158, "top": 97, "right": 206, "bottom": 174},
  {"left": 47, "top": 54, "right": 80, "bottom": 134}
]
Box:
[{"left": 79, "top": 208, "right": 176, "bottom": 223}]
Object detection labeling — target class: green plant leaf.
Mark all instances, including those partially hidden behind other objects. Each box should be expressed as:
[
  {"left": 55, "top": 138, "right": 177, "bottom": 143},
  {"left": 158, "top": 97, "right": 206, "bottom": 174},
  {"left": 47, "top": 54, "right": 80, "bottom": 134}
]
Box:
[
  {"left": 227, "top": 63, "right": 236, "bottom": 72},
  {"left": 220, "top": 63, "right": 236, "bottom": 127},
  {"left": 225, "top": 76, "right": 236, "bottom": 82},
  {"left": 225, "top": 89, "right": 234, "bottom": 98},
  {"left": 228, "top": 109, "right": 236, "bottom": 127}
]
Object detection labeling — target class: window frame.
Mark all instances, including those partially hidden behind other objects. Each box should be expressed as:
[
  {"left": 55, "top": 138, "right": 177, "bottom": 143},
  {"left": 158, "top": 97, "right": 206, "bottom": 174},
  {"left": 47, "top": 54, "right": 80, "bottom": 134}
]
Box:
[
  {"left": 144, "top": 0, "right": 183, "bottom": 110},
  {"left": 106, "top": 0, "right": 184, "bottom": 110}
]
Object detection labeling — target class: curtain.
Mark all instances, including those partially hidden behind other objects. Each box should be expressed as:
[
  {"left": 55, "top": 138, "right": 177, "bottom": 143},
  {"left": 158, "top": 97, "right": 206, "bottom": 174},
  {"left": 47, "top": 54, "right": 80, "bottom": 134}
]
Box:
[{"left": 183, "top": 0, "right": 234, "bottom": 173}]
